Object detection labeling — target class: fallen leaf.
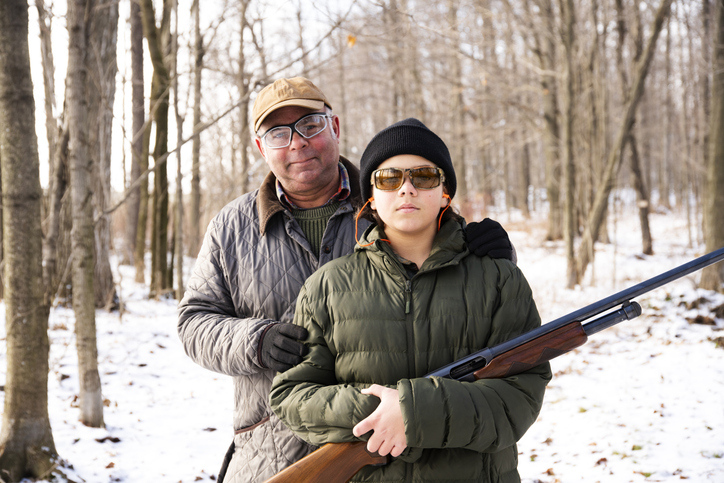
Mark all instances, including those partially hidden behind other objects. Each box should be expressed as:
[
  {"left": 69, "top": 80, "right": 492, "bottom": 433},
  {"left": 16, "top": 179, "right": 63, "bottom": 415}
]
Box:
[{"left": 96, "top": 436, "right": 121, "bottom": 443}]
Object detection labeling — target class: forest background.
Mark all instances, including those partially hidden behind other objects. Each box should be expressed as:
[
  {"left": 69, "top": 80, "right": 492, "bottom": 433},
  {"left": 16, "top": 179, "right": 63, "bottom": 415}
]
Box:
[{"left": 0, "top": 0, "right": 723, "bottom": 481}]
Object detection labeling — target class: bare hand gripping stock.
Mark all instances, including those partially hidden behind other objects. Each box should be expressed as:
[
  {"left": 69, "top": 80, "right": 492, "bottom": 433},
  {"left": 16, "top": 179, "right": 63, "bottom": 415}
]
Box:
[{"left": 265, "top": 247, "right": 724, "bottom": 483}]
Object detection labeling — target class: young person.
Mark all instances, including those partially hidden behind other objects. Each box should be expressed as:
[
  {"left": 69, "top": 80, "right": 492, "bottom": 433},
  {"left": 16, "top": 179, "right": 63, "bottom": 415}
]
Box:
[{"left": 270, "top": 118, "right": 551, "bottom": 482}]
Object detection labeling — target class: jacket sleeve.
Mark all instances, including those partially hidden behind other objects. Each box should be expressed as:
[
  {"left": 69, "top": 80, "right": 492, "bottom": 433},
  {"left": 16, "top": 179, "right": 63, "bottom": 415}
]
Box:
[
  {"left": 269, "top": 284, "right": 381, "bottom": 446},
  {"left": 177, "top": 219, "right": 272, "bottom": 377},
  {"left": 397, "top": 263, "right": 551, "bottom": 453}
]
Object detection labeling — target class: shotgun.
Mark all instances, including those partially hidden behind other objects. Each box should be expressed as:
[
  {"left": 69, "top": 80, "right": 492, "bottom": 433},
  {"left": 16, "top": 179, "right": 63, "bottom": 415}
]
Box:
[{"left": 265, "top": 247, "right": 724, "bottom": 483}]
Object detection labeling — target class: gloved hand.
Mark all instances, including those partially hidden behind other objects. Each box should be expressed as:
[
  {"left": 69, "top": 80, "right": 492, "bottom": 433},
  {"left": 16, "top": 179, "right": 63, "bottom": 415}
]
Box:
[
  {"left": 259, "top": 323, "right": 309, "bottom": 372},
  {"left": 465, "top": 218, "right": 515, "bottom": 262}
]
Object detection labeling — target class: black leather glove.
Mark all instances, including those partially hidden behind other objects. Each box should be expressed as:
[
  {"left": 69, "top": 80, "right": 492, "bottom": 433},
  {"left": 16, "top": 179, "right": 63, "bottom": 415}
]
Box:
[
  {"left": 465, "top": 218, "right": 515, "bottom": 262},
  {"left": 259, "top": 323, "right": 309, "bottom": 372}
]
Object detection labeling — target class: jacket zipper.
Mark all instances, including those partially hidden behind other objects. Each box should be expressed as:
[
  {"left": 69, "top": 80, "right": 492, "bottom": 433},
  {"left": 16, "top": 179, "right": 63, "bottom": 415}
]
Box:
[{"left": 405, "top": 279, "right": 412, "bottom": 314}]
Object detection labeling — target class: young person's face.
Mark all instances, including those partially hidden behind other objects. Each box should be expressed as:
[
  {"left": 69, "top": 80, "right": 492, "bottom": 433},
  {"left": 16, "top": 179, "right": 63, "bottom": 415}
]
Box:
[
  {"left": 371, "top": 155, "right": 448, "bottom": 240},
  {"left": 255, "top": 106, "right": 341, "bottom": 203}
]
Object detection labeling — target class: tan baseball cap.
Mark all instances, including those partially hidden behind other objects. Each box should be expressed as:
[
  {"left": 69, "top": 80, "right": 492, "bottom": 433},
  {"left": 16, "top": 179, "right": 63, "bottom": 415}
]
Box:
[{"left": 252, "top": 77, "right": 332, "bottom": 133}]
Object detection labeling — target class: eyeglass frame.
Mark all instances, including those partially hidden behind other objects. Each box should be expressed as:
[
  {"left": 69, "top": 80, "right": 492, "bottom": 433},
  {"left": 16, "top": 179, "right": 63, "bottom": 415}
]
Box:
[
  {"left": 370, "top": 166, "right": 446, "bottom": 191},
  {"left": 257, "top": 112, "right": 333, "bottom": 149}
]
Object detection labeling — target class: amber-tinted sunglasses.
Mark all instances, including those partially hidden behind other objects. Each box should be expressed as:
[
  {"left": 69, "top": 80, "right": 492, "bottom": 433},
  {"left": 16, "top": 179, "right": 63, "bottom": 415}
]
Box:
[{"left": 371, "top": 166, "right": 445, "bottom": 191}]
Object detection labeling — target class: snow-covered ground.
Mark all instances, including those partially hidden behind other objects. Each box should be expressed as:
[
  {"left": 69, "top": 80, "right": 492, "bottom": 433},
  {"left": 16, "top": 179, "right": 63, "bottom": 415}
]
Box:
[{"left": 1, "top": 207, "right": 723, "bottom": 483}]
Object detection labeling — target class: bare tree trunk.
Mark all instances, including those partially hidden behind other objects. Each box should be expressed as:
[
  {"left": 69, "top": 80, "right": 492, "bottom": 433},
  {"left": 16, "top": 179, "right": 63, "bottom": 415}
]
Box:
[
  {"left": 37, "top": 0, "right": 67, "bottom": 306},
  {"left": 701, "top": 0, "right": 724, "bottom": 291},
  {"left": 537, "top": 0, "right": 562, "bottom": 241},
  {"left": 336, "top": 32, "right": 349, "bottom": 158},
  {"left": 447, "top": 0, "right": 469, "bottom": 206},
  {"left": 140, "top": 0, "right": 172, "bottom": 298},
  {"left": 86, "top": 0, "right": 119, "bottom": 309},
  {"left": 560, "top": 0, "right": 578, "bottom": 288},
  {"left": 67, "top": 0, "right": 104, "bottom": 428},
  {"left": 125, "top": 0, "right": 144, "bottom": 266},
  {"left": 0, "top": 0, "right": 59, "bottom": 477},
  {"left": 134, "top": 120, "right": 151, "bottom": 284},
  {"left": 42, "top": 122, "right": 69, "bottom": 305},
  {"left": 574, "top": 0, "right": 673, "bottom": 283},
  {"left": 238, "top": 0, "right": 252, "bottom": 196},
  {"left": 189, "top": 0, "right": 203, "bottom": 256},
  {"left": 616, "top": 0, "right": 653, "bottom": 255},
  {"left": 172, "top": 0, "right": 184, "bottom": 300},
  {"left": 520, "top": 140, "right": 531, "bottom": 218},
  {"left": 36, "top": 0, "right": 58, "bottom": 184},
  {"left": 660, "top": 16, "right": 673, "bottom": 209},
  {"left": 385, "top": 0, "right": 404, "bottom": 120},
  {"left": 628, "top": 136, "right": 653, "bottom": 254},
  {"left": 295, "top": 0, "right": 308, "bottom": 76}
]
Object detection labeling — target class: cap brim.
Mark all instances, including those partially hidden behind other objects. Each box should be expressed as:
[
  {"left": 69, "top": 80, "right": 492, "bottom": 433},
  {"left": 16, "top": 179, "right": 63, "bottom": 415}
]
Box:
[{"left": 254, "top": 99, "right": 326, "bottom": 132}]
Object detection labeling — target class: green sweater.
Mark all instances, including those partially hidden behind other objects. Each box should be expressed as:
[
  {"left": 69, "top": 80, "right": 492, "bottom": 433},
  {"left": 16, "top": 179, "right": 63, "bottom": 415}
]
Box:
[{"left": 270, "top": 220, "right": 551, "bottom": 483}]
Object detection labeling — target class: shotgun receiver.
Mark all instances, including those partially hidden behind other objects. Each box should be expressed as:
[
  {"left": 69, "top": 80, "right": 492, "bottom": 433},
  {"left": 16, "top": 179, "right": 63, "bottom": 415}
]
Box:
[{"left": 265, "top": 247, "right": 724, "bottom": 483}]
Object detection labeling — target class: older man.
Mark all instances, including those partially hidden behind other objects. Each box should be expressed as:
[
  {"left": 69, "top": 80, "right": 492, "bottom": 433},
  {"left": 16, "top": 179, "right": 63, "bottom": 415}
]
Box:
[{"left": 178, "top": 77, "right": 514, "bottom": 483}]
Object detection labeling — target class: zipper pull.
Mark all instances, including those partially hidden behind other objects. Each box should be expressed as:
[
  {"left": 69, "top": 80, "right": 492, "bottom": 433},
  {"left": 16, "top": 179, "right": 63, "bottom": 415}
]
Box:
[{"left": 405, "top": 280, "right": 412, "bottom": 314}]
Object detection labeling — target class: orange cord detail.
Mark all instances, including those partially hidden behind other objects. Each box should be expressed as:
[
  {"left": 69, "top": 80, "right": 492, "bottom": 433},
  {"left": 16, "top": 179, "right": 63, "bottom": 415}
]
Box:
[
  {"left": 438, "top": 194, "right": 451, "bottom": 231},
  {"left": 356, "top": 198, "right": 376, "bottom": 247},
  {"left": 356, "top": 197, "right": 391, "bottom": 247}
]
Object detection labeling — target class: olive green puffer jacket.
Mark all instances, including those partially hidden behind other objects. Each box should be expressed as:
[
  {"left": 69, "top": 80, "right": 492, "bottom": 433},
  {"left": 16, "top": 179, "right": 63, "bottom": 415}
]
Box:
[{"left": 270, "top": 220, "right": 551, "bottom": 483}]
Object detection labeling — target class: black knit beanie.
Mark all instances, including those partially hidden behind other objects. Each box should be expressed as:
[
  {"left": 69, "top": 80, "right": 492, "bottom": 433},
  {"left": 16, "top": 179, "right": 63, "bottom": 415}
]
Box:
[{"left": 359, "top": 118, "right": 456, "bottom": 201}]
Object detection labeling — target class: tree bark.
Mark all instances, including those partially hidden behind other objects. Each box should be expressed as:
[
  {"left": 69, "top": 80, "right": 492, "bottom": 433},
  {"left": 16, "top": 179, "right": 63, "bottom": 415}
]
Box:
[
  {"left": 536, "top": 0, "right": 562, "bottom": 241},
  {"left": 125, "top": 0, "right": 145, "bottom": 266},
  {"left": 189, "top": 0, "right": 203, "bottom": 256},
  {"left": 660, "top": 16, "right": 673, "bottom": 209},
  {"left": 66, "top": 0, "right": 104, "bottom": 428},
  {"left": 701, "top": 0, "right": 724, "bottom": 291},
  {"left": 628, "top": 136, "right": 653, "bottom": 254},
  {"left": 238, "top": 0, "right": 252, "bottom": 196},
  {"left": 140, "top": 0, "right": 172, "bottom": 298},
  {"left": 41, "top": 121, "right": 69, "bottom": 306},
  {"left": 560, "top": 0, "right": 577, "bottom": 288},
  {"left": 86, "top": 0, "right": 119, "bottom": 308},
  {"left": 35, "top": 0, "right": 59, "bottom": 186},
  {"left": 172, "top": 0, "right": 184, "bottom": 300},
  {"left": 0, "top": 0, "right": 59, "bottom": 479}
]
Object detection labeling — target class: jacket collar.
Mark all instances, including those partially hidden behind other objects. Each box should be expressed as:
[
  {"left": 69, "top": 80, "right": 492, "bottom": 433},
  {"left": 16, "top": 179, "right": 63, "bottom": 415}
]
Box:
[
  {"left": 358, "top": 219, "right": 469, "bottom": 275},
  {"left": 257, "top": 156, "right": 363, "bottom": 235}
]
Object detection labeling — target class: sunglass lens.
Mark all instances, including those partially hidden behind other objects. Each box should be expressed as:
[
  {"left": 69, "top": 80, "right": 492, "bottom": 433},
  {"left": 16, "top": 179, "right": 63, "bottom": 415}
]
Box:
[
  {"left": 411, "top": 168, "right": 441, "bottom": 189},
  {"left": 375, "top": 169, "right": 404, "bottom": 190}
]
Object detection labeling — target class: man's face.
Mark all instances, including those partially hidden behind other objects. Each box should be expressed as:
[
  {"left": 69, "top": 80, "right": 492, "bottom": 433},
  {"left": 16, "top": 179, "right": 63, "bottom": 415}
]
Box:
[{"left": 255, "top": 106, "right": 341, "bottom": 205}]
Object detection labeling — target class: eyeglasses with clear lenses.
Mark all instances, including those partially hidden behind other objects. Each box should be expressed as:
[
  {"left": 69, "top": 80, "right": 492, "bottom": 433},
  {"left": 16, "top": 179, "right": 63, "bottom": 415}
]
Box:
[
  {"left": 371, "top": 166, "right": 445, "bottom": 191},
  {"left": 259, "top": 113, "right": 331, "bottom": 149}
]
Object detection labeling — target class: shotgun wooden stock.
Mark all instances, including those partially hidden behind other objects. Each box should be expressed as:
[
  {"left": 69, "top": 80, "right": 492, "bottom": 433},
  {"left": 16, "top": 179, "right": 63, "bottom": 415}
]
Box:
[{"left": 264, "top": 441, "right": 388, "bottom": 483}]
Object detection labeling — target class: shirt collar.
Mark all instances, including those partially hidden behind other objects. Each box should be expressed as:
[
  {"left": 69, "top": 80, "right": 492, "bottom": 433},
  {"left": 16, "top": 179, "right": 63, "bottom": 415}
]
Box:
[{"left": 276, "top": 162, "right": 351, "bottom": 210}]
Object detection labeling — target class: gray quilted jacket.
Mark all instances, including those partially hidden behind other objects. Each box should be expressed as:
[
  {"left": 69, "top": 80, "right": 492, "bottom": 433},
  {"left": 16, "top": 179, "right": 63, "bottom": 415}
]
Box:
[{"left": 178, "top": 158, "right": 366, "bottom": 483}]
